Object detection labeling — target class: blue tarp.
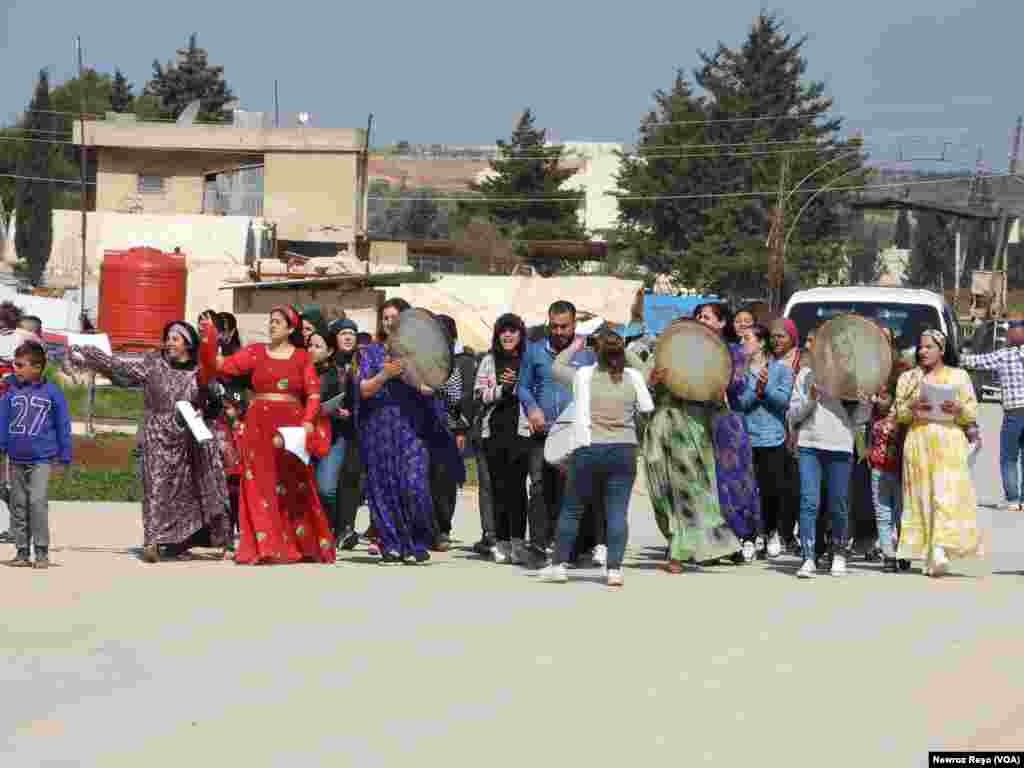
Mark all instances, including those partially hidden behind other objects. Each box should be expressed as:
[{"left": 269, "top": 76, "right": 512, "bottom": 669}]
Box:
[{"left": 643, "top": 295, "right": 722, "bottom": 336}]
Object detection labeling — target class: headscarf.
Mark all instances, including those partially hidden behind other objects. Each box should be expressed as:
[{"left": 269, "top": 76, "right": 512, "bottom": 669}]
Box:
[
  {"left": 162, "top": 321, "right": 199, "bottom": 370},
  {"left": 271, "top": 305, "right": 301, "bottom": 329},
  {"left": 922, "top": 328, "right": 947, "bottom": 353}
]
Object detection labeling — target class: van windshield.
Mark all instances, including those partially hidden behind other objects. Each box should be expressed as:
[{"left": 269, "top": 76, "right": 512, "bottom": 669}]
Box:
[{"left": 788, "top": 302, "right": 943, "bottom": 350}]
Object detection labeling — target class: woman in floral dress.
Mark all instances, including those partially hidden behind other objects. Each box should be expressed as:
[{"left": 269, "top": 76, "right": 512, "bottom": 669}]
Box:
[
  {"left": 894, "top": 329, "right": 979, "bottom": 576},
  {"left": 694, "top": 302, "right": 763, "bottom": 561},
  {"left": 70, "top": 322, "right": 230, "bottom": 563},
  {"left": 200, "top": 305, "right": 335, "bottom": 565}
]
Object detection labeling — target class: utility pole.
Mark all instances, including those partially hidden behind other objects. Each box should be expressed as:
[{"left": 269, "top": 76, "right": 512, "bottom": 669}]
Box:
[
  {"left": 767, "top": 155, "right": 789, "bottom": 312},
  {"left": 360, "top": 113, "right": 373, "bottom": 276},
  {"left": 76, "top": 36, "right": 88, "bottom": 331},
  {"left": 273, "top": 80, "right": 279, "bottom": 128},
  {"left": 994, "top": 116, "right": 1022, "bottom": 275}
]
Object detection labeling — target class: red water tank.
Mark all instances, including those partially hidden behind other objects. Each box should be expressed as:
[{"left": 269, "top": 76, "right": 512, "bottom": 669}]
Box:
[{"left": 99, "top": 247, "right": 188, "bottom": 351}]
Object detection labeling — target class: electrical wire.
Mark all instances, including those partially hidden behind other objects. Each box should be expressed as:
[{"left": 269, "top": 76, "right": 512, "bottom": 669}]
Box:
[
  {"left": 368, "top": 171, "right": 1013, "bottom": 204},
  {"left": 0, "top": 172, "right": 95, "bottom": 185}
]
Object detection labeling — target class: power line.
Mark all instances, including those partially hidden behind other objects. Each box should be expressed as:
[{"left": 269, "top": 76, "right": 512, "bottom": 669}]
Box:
[
  {"left": 0, "top": 172, "right": 95, "bottom": 185},
  {"left": 641, "top": 112, "right": 839, "bottom": 127},
  {"left": 368, "top": 171, "right": 1013, "bottom": 204}
]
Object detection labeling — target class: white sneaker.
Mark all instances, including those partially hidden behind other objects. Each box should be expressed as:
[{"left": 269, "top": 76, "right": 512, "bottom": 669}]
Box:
[
  {"left": 766, "top": 532, "right": 782, "bottom": 558},
  {"left": 741, "top": 540, "right": 756, "bottom": 562},
  {"left": 930, "top": 546, "right": 949, "bottom": 577},
  {"left": 830, "top": 554, "right": 847, "bottom": 577},
  {"left": 797, "top": 559, "right": 816, "bottom": 579},
  {"left": 592, "top": 545, "right": 608, "bottom": 568},
  {"left": 492, "top": 541, "right": 510, "bottom": 564},
  {"left": 539, "top": 563, "right": 568, "bottom": 583},
  {"left": 606, "top": 568, "right": 624, "bottom": 587}
]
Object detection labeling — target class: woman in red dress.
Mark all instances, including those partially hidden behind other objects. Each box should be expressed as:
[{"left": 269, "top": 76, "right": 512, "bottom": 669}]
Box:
[{"left": 200, "top": 305, "right": 335, "bottom": 564}]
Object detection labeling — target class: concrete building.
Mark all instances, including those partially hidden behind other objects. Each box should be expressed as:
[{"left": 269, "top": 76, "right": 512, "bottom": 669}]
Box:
[{"left": 74, "top": 114, "right": 368, "bottom": 256}]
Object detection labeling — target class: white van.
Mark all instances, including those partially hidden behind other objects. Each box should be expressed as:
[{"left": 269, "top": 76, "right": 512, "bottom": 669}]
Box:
[{"left": 783, "top": 286, "right": 959, "bottom": 361}]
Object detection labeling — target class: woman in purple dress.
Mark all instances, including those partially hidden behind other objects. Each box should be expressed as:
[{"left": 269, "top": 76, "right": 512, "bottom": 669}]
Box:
[
  {"left": 355, "top": 307, "right": 464, "bottom": 565},
  {"left": 694, "top": 303, "right": 762, "bottom": 562}
]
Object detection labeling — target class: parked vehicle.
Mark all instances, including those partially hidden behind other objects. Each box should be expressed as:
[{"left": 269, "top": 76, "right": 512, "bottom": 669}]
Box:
[{"left": 783, "top": 286, "right": 959, "bottom": 365}]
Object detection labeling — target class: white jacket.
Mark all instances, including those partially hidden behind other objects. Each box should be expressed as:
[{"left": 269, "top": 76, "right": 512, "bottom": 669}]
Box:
[{"left": 788, "top": 367, "right": 870, "bottom": 454}]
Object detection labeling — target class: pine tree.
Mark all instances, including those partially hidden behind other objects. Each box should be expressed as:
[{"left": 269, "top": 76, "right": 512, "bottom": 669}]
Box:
[
  {"left": 14, "top": 70, "right": 54, "bottom": 287},
  {"left": 111, "top": 68, "right": 134, "bottom": 113},
  {"left": 145, "top": 33, "right": 234, "bottom": 121},
  {"left": 615, "top": 14, "right": 864, "bottom": 295},
  {"left": 459, "top": 109, "right": 584, "bottom": 270}
]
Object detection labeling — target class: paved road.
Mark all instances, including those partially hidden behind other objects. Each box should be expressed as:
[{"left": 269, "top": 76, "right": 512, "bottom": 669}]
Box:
[{"left": 1, "top": 405, "right": 1021, "bottom": 767}]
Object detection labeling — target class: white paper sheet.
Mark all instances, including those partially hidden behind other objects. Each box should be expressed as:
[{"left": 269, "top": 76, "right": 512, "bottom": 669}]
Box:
[
  {"left": 921, "top": 382, "right": 957, "bottom": 422},
  {"left": 277, "top": 426, "right": 310, "bottom": 465},
  {"left": 175, "top": 401, "right": 213, "bottom": 443}
]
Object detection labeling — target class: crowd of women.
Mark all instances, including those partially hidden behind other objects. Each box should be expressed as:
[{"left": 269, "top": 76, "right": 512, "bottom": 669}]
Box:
[{"left": 62, "top": 293, "right": 982, "bottom": 585}]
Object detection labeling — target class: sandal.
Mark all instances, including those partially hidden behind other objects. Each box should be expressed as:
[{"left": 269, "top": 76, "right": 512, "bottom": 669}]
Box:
[
  {"left": 663, "top": 560, "right": 684, "bottom": 575},
  {"left": 142, "top": 545, "right": 160, "bottom": 563}
]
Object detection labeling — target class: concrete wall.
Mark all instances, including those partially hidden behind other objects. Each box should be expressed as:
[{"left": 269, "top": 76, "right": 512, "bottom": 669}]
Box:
[
  {"left": 369, "top": 240, "right": 407, "bottom": 266},
  {"left": 77, "top": 120, "right": 365, "bottom": 154},
  {"left": 263, "top": 153, "right": 360, "bottom": 244},
  {"left": 96, "top": 148, "right": 245, "bottom": 214},
  {"left": 228, "top": 285, "right": 381, "bottom": 343}
]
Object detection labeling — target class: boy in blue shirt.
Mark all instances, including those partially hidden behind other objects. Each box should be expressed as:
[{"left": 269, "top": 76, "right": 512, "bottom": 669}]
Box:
[{"left": 1, "top": 341, "right": 72, "bottom": 569}]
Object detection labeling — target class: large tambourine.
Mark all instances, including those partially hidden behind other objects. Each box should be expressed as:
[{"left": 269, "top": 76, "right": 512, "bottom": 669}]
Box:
[
  {"left": 388, "top": 308, "right": 453, "bottom": 391},
  {"left": 810, "top": 314, "right": 892, "bottom": 401},
  {"left": 653, "top": 319, "right": 733, "bottom": 402}
]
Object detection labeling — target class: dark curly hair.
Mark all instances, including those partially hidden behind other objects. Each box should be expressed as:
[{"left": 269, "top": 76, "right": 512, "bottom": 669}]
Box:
[{"left": 0, "top": 300, "right": 23, "bottom": 331}]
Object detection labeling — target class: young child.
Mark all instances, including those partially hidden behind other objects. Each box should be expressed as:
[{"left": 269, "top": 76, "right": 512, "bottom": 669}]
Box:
[{"left": 0, "top": 341, "right": 73, "bottom": 568}]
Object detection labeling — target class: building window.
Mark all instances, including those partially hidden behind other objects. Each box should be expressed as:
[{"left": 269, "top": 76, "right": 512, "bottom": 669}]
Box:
[{"left": 137, "top": 175, "right": 166, "bottom": 195}]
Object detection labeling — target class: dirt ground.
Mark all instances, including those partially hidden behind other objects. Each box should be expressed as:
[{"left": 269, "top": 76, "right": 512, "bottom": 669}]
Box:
[{"left": 72, "top": 435, "right": 136, "bottom": 471}]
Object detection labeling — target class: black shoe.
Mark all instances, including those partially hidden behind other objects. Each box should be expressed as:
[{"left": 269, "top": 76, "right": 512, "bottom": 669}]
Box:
[
  {"left": 415, "top": 550, "right": 430, "bottom": 564},
  {"left": 897, "top": 559, "right": 912, "bottom": 572},
  {"left": 882, "top": 557, "right": 898, "bottom": 573},
  {"left": 379, "top": 551, "right": 402, "bottom": 565},
  {"left": 472, "top": 536, "right": 496, "bottom": 557},
  {"left": 338, "top": 531, "right": 359, "bottom": 551},
  {"left": 0, "top": 529, "right": 13, "bottom": 544}
]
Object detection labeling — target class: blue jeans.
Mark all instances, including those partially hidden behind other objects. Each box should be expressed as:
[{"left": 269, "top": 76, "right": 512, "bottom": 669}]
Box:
[
  {"left": 798, "top": 448, "right": 852, "bottom": 560},
  {"left": 870, "top": 468, "right": 902, "bottom": 557},
  {"left": 555, "top": 443, "right": 637, "bottom": 570},
  {"left": 315, "top": 440, "right": 346, "bottom": 498},
  {"left": 999, "top": 411, "right": 1024, "bottom": 503}
]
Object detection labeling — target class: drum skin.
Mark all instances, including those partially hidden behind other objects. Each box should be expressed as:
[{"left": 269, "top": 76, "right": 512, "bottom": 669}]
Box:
[
  {"left": 389, "top": 308, "right": 454, "bottom": 391},
  {"left": 811, "top": 314, "right": 892, "bottom": 401},
  {"left": 654, "top": 320, "right": 733, "bottom": 402}
]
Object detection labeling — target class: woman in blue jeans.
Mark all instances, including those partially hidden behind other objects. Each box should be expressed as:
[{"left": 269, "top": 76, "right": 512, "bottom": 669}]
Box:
[
  {"left": 538, "top": 328, "right": 654, "bottom": 588},
  {"left": 788, "top": 365, "right": 871, "bottom": 578},
  {"left": 307, "top": 324, "right": 348, "bottom": 539}
]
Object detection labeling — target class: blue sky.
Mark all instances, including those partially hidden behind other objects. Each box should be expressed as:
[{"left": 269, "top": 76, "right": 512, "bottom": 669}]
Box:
[{"left": 1, "top": 0, "right": 1019, "bottom": 171}]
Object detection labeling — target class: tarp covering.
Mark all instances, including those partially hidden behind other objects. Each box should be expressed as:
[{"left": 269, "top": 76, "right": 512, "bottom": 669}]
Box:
[{"left": 386, "top": 275, "right": 644, "bottom": 353}]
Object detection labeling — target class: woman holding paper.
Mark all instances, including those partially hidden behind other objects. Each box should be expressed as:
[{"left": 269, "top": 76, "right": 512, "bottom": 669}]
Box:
[
  {"left": 199, "top": 306, "right": 335, "bottom": 565},
  {"left": 70, "top": 322, "right": 231, "bottom": 563},
  {"left": 894, "top": 329, "right": 979, "bottom": 576}
]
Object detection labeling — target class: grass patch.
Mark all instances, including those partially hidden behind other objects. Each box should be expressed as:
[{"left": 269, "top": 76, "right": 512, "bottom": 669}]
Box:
[
  {"left": 49, "top": 366, "right": 144, "bottom": 422},
  {"left": 49, "top": 469, "right": 142, "bottom": 502}
]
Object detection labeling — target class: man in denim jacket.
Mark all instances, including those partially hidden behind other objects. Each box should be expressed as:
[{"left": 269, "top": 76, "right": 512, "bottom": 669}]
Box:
[{"left": 517, "top": 301, "right": 596, "bottom": 564}]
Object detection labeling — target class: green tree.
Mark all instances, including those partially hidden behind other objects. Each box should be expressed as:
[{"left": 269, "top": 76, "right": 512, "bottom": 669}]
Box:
[
  {"left": 906, "top": 212, "right": 954, "bottom": 290},
  {"left": 145, "top": 33, "right": 234, "bottom": 121},
  {"left": 48, "top": 69, "right": 113, "bottom": 209},
  {"left": 894, "top": 209, "right": 911, "bottom": 249},
  {"left": 14, "top": 70, "right": 55, "bottom": 286},
  {"left": 615, "top": 14, "right": 865, "bottom": 295},
  {"left": 458, "top": 109, "right": 585, "bottom": 270},
  {"left": 111, "top": 68, "right": 134, "bottom": 112}
]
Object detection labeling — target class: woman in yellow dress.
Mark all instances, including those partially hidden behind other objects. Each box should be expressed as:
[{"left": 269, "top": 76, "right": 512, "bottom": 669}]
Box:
[{"left": 894, "top": 329, "right": 979, "bottom": 576}]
